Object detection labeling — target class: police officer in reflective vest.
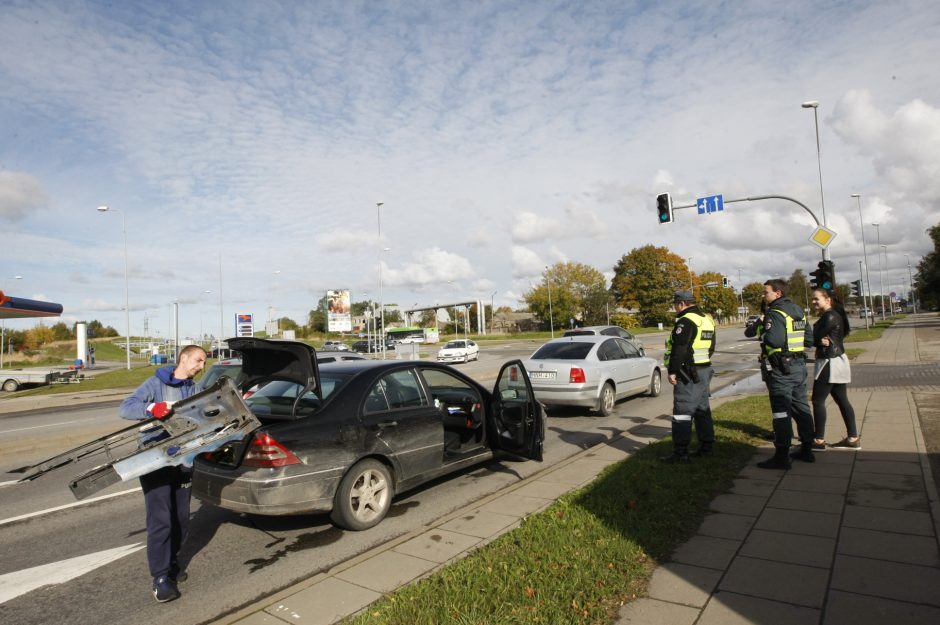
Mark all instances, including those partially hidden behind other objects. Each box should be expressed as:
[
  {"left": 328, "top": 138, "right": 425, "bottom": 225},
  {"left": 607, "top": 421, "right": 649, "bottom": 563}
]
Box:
[
  {"left": 756, "top": 278, "right": 816, "bottom": 469},
  {"left": 662, "top": 290, "right": 716, "bottom": 463}
]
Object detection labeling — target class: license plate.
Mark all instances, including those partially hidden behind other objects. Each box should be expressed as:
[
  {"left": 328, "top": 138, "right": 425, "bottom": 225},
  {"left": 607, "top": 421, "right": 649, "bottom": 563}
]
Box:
[{"left": 530, "top": 371, "right": 556, "bottom": 379}]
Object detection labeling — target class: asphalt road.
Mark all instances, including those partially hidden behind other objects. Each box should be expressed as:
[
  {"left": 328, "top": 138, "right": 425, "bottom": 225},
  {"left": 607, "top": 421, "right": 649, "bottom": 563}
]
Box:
[{"left": 0, "top": 328, "right": 762, "bottom": 625}]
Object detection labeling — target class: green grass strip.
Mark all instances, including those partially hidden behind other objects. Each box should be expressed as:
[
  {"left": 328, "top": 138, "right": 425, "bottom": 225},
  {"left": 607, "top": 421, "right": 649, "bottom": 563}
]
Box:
[{"left": 345, "top": 395, "right": 772, "bottom": 625}]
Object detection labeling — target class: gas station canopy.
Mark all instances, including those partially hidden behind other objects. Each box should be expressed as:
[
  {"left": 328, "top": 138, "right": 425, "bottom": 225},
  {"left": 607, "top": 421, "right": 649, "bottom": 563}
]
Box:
[{"left": 0, "top": 291, "right": 64, "bottom": 320}]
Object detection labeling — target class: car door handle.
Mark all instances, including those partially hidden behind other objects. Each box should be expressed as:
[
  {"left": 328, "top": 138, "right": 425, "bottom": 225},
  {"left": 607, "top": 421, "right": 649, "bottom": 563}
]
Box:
[{"left": 376, "top": 420, "right": 398, "bottom": 429}]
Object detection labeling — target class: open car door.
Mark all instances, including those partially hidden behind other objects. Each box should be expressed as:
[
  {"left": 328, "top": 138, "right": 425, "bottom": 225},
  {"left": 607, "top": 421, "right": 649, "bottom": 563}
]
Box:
[
  {"left": 491, "top": 360, "right": 544, "bottom": 462},
  {"left": 15, "top": 377, "right": 261, "bottom": 500}
]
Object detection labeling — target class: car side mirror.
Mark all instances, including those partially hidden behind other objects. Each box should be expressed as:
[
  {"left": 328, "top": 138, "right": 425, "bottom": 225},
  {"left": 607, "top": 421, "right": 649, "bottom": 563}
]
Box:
[{"left": 500, "top": 389, "right": 518, "bottom": 400}]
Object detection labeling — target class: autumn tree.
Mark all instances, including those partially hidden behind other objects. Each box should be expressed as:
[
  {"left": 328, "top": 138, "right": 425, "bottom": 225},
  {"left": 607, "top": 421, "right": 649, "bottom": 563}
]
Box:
[
  {"left": 610, "top": 245, "right": 690, "bottom": 326},
  {"left": 742, "top": 282, "right": 765, "bottom": 315},
  {"left": 695, "top": 271, "right": 741, "bottom": 322},
  {"left": 24, "top": 324, "right": 55, "bottom": 349},
  {"left": 51, "top": 322, "right": 73, "bottom": 341},
  {"left": 524, "top": 261, "right": 610, "bottom": 330},
  {"left": 915, "top": 223, "right": 939, "bottom": 310}
]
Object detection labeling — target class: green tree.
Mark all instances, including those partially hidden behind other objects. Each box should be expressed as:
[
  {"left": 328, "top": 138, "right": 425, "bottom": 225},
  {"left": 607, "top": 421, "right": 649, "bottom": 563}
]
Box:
[
  {"left": 278, "top": 317, "right": 300, "bottom": 332},
  {"left": 696, "top": 271, "right": 740, "bottom": 322},
  {"left": 742, "top": 282, "right": 765, "bottom": 315},
  {"left": 610, "top": 245, "right": 689, "bottom": 326},
  {"left": 524, "top": 262, "right": 609, "bottom": 330},
  {"left": 51, "top": 322, "right": 73, "bottom": 341},
  {"left": 915, "top": 223, "right": 940, "bottom": 310},
  {"left": 24, "top": 324, "right": 55, "bottom": 349},
  {"left": 786, "top": 269, "right": 811, "bottom": 311}
]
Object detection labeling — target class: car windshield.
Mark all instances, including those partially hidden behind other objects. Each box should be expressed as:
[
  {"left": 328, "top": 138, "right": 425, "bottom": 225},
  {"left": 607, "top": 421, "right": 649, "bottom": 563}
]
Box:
[
  {"left": 199, "top": 362, "right": 243, "bottom": 389},
  {"left": 530, "top": 342, "right": 594, "bottom": 360},
  {"left": 562, "top": 330, "right": 594, "bottom": 336},
  {"left": 443, "top": 341, "right": 466, "bottom": 349}
]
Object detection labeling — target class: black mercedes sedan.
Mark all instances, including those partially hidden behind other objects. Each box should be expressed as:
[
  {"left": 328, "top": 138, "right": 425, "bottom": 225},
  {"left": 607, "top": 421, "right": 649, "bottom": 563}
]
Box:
[{"left": 192, "top": 337, "right": 544, "bottom": 531}]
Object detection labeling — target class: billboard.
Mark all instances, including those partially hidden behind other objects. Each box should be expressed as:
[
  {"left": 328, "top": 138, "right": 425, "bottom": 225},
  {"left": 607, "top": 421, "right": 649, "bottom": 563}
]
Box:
[
  {"left": 327, "top": 290, "right": 352, "bottom": 332},
  {"left": 235, "top": 313, "right": 254, "bottom": 337}
]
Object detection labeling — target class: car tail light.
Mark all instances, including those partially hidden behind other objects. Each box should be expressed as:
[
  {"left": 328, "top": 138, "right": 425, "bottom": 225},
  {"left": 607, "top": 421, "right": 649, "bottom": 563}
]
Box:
[
  {"left": 569, "top": 368, "right": 586, "bottom": 384},
  {"left": 243, "top": 433, "right": 301, "bottom": 467}
]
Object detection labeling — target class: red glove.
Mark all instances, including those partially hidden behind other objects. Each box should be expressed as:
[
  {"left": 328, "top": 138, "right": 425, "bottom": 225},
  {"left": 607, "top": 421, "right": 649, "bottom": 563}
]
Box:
[{"left": 146, "top": 401, "right": 176, "bottom": 420}]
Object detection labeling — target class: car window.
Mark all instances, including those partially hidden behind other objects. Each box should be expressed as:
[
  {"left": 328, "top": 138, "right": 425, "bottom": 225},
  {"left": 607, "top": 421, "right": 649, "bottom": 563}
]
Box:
[
  {"left": 443, "top": 341, "right": 465, "bottom": 349},
  {"left": 496, "top": 362, "right": 531, "bottom": 403},
  {"left": 562, "top": 329, "right": 593, "bottom": 336},
  {"left": 617, "top": 338, "right": 640, "bottom": 358},
  {"left": 364, "top": 369, "right": 428, "bottom": 413},
  {"left": 600, "top": 327, "right": 617, "bottom": 336},
  {"left": 597, "top": 339, "right": 626, "bottom": 361},
  {"left": 530, "top": 341, "right": 593, "bottom": 360},
  {"left": 199, "top": 362, "right": 243, "bottom": 389}
]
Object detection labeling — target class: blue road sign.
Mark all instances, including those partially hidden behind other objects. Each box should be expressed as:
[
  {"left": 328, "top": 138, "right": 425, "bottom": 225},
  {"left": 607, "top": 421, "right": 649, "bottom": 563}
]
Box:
[{"left": 696, "top": 194, "right": 724, "bottom": 214}]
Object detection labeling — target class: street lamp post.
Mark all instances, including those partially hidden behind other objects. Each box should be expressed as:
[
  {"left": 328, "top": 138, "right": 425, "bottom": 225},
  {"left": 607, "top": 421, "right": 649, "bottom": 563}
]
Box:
[
  {"left": 881, "top": 244, "right": 891, "bottom": 315},
  {"left": 873, "top": 223, "right": 886, "bottom": 320},
  {"left": 545, "top": 266, "right": 555, "bottom": 338},
  {"left": 97, "top": 206, "right": 131, "bottom": 370},
  {"left": 490, "top": 290, "right": 497, "bottom": 335},
  {"left": 687, "top": 257, "right": 693, "bottom": 289},
  {"left": 802, "top": 100, "right": 827, "bottom": 226},
  {"left": 851, "top": 194, "right": 875, "bottom": 323},
  {"left": 376, "top": 202, "right": 386, "bottom": 360},
  {"left": 905, "top": 254, "right": 917, "bottom": 313},
  {"left": 736, "top": 267, "right": 745, "bottom": 317},
  {"left": 1, "top": 275, "right": 23, "bottom": 369}
]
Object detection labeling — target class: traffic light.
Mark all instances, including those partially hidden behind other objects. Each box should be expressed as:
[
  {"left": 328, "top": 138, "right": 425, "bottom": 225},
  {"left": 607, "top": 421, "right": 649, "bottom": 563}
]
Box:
[
  {"left": 809, "top": 260, "right": 835, "bottom": 290},
  {"left": 656, "top": 193, "right": 673, "bottom": 224},
  {"left": 721, "top": 276, "right": 729, "bottom": 288},
  {"left": 850, "top": 280, "right": 862, "bottom": 297}
]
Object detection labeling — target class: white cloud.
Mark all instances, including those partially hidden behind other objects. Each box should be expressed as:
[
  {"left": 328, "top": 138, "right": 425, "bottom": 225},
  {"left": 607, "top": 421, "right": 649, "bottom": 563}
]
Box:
[
  {"left": 382, "top": 247, "right": 477, "bottom": 288},
  {"left": 511, "top": 245, "right": 544, "bottom": 279},
  {"left": 0, "top": 170, "right": 47, "bottom": 221}
]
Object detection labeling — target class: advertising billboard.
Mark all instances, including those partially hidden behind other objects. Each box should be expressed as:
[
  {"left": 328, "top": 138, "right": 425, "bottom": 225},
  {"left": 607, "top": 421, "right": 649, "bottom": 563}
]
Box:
[
  {"left": 327, "top": 290, "right": 352, "bottom": 332},
  {"left": 235, "top": 313, "right": 254, "bottom": 337}
]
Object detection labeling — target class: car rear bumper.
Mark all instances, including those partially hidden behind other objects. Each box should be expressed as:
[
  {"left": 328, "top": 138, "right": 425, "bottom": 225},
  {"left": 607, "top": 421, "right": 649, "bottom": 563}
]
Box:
[
  {"left": 192, "top": 462, "right": 342, "bottom": 516},
  {"left": 530, "top": 384, "right": 599, "bottom": 407}
]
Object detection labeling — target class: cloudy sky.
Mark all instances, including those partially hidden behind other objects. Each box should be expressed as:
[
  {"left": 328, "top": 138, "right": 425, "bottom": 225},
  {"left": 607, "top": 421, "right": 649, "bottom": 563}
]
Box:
[{"left": 1, "top": 0, "right": 938, "bottom": 339}]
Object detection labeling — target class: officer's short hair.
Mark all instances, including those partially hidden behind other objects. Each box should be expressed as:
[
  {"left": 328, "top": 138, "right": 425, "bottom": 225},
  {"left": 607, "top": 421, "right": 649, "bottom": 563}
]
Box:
[{"left": 764, "top": 278, "right": 787, "bottom": 295}]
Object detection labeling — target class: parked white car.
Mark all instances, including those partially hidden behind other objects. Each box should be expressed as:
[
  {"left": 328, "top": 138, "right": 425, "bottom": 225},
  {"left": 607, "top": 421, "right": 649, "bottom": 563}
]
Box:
[{"left": 437, "top": 339, "right": 480, "bottom": 363}]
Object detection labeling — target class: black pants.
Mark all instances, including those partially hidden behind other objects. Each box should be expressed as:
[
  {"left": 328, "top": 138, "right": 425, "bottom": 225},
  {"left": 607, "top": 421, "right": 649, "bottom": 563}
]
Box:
[
  {"left": 812, "top": 364, "right": 858, "bottom": 439},
  {"left": 140, "top": 466, "right": 191, "bottom": 579}
]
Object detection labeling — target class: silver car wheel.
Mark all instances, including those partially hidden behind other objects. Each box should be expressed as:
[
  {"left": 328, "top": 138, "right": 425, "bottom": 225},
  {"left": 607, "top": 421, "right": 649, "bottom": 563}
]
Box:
[
  {"left": 331, "top": 459, "right": 393, "bottom": 531},
  {"left": 598, "top": 382, "right": 615, "bottom": 416},
  {"left": 648, "top": 369, "right": 662, "bottom": 397}
]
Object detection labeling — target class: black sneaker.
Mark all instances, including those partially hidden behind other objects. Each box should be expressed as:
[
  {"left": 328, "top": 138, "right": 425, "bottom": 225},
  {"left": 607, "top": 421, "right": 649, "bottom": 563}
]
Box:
[
  {"left": 790, "top": 448, "right": 816, "bottom": 463},
  {"left": 152, "top": 576, "right": 180, "bottom": 603},
  {"left": 170, "top": 571, "right": 188, "bottom": 584},
  {"left": 691, "top": 447, "right": 713, "bottom": 457}
]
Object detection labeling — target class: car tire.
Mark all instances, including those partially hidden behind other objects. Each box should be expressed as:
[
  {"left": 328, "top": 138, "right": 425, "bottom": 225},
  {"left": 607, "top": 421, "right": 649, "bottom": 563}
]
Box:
[
  {"left": 647, "top": 369, "right": 662, "bottom": 397},
  {"left": 597, "top": 382, "right": 615, "bottom": 416},
  {"left": 2, "top": 379, "right": 19, "bottom": 392},
  {"left": 330, "top": 458, "right": 394, "bottom": 531}
]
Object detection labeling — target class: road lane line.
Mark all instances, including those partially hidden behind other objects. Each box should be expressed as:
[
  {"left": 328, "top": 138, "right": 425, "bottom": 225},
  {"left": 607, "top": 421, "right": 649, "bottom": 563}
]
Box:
[
  {"left": 0, "top": 542, "right": 144, "bottom": 604},
  {"left": 0, "top": 487, "right": 141, "bottom": 527},
  {"left": 0, "top": 419, "right": 84, "bottom": 434}
]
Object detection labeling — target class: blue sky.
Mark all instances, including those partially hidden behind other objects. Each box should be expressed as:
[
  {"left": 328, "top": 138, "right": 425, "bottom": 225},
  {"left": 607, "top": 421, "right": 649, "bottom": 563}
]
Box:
[{"left": 2, "top": 0, "right": 939, "bottom": 339}]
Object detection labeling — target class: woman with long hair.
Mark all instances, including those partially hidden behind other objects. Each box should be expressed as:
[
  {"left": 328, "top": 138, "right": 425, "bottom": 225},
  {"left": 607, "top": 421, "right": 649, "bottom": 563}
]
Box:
[{"left": 808, "top": 288, "right": 860, "bottom": 449}]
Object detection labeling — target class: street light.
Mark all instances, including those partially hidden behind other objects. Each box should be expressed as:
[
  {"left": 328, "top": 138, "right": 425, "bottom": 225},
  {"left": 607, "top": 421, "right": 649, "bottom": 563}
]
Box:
[
  {"left": 545, "top": 266, "right": 555, "bottom": 338},
  {"left": 687, "top": 257, "right": 693, "bottom": 289},
  {"left": 490, "top": 290, "right": 497, "bottom": 334},
  {"left": 1, "top": 275, "right": 23, "bottom": 369},
  {"left": 873, "top": 223, "right": 886, "bottom": 320},
  {"left": 881, "top": 244, "right": 891, "bottom": 315},
  {"left": 905, "top": 254, "right": 918, "bottom": 313},
  {"left": 851, "top": 194, "right": 874, "bottom": 323},
  {"left": 802, "top": 100, "right": 827, "bottom": 226},
  {"left": 376, "top": 202, "right": 386, "bottom": 360},
  {"left": 97, "top": 205, "right": 131, "bottom": 370}
]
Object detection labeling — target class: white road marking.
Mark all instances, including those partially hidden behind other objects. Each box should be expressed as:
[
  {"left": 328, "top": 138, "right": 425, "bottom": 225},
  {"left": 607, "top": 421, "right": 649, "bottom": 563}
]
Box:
[
  {"left": 0, "top": 419, "right": 84, "bottom": 434},
  {"left": 0, "top": 487, "right": 141, "bottom": 527},
  {"left": 0, "top": 542, "right": 144, "bottom": 604}
]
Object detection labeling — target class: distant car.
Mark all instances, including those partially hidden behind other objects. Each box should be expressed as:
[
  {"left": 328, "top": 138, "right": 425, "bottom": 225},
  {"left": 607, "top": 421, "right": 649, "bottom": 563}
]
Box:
[
  {"left": 437, "top": 339, "right": 480, "bottom": 363},
  {"left": 321, "top": 341, "right": 350, "bottom": 351},
  {"left": 562, "top": 325, "right": 644, "bottom": 355},
  {"left": 192, "top": 338, "right": 543, "bottom": 530},
  {"left": 352, "top": 340, "right": 394, "bottom": 353},
  {"left": 523, "top": 335, "right": 661, "bottom": 416},
  {"left": 859, "top": 308, "right": 874, "bottom": 318},
  {"left": 745, "top": 315, "right": 760, "bottom": 327}
]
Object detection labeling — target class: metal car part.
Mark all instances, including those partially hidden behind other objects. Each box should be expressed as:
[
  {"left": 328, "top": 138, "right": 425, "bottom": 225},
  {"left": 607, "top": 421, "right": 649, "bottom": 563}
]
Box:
[{"left": 14, "top": 377, "right": 260, "bottom": 500}]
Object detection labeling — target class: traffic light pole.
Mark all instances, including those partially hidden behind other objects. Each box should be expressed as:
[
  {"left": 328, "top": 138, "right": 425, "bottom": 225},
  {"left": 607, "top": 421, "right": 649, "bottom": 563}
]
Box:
[
  {"left": 858, "top": 260, "right": 870, "bottom": 330},
  {"left": 669, "top": 194, "right": 829, "bottom": 261}
]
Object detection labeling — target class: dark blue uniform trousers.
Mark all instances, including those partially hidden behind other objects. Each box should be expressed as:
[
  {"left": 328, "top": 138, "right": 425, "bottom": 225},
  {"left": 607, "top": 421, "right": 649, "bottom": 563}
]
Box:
[
  {"left": 767, "top": 361, "right": 814, "bottom": 449},
  {"left": 671, "top": 366, "right": 714, "bottom": 452},
  {"left": 140, "top": 466, "right": 191, "bottom": 579}
]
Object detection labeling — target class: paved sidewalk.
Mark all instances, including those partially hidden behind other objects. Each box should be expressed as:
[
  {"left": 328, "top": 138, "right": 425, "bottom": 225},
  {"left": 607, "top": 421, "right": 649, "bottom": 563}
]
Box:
[{"left": 208, "top": 316, "right": 940, "bottom": 625}]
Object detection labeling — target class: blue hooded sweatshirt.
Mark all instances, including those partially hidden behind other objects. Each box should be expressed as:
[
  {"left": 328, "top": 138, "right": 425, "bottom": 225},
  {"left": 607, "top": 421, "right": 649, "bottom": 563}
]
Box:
[{"left": 119, "top": 365, "right": 200, "bottom": 444}]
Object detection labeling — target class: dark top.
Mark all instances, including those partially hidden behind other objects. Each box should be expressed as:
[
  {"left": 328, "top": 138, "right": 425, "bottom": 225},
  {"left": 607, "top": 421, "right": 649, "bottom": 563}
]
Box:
[{"left": 809, "top": 308, "right": 846, "bottom": 360}]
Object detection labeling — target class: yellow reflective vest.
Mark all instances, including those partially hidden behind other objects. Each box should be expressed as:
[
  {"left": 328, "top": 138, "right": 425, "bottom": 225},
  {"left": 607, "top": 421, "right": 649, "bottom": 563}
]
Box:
[
  {"left": 762, "top": 308, "right": 807, "bottom": 356},
  {"left": 665, "top": 310, "right": 716, "bottom": 366}
]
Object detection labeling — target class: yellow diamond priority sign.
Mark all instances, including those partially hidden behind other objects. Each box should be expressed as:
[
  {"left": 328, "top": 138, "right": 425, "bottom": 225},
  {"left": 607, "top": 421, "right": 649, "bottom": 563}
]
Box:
[{"left": 809, "top": 226, "right": 836, "bottom": 250}]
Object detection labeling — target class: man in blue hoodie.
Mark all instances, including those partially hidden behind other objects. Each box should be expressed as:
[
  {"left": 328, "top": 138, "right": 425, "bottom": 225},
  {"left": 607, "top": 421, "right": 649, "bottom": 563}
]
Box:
[{"left": 120, "top": 344, "right": 207, "bottom": 603}]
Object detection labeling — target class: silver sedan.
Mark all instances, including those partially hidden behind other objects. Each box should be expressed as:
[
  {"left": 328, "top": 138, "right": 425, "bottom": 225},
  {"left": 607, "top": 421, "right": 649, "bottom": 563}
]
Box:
[{"left": 523, "top": 335, "right": 661, "bottom": 416}]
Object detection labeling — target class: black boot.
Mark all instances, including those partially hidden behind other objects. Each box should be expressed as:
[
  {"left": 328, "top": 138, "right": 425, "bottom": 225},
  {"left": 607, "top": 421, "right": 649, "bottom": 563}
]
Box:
[
  {"left": 691, "top": 442, "right": 713, "bottom": 457},
  {"left": 661, "top": 448, "right": 691, "bottom": 464},
  {"left": 662, "top": 420, "right": 692, "bottom": 463},
  {"left": 757, "top": 446, "right": 791, "bottom": 470},
  {"left": 791, "top": 443, "right": 816, "bottom": 463}
]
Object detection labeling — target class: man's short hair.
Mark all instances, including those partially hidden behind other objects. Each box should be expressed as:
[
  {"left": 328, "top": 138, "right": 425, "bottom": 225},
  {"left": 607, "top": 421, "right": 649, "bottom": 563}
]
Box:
[
  {"left": 764, "top": 278, "right": 787, "bottom": 295},
  {"left": 179, "top": 344, "right": 207, "bottom": 360}
]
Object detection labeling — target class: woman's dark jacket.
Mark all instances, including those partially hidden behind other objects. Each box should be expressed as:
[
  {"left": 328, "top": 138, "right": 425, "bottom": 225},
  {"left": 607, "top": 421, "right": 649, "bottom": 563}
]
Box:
[{"left": 808, "top": 309, "right": 847, "bottom": 360}]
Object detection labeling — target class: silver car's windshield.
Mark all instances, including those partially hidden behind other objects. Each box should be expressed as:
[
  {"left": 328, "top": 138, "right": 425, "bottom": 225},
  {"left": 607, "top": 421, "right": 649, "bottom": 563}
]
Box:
[
  {"left": 530, "top": 342, "right": 593, "bottom": 360},
  {"left": 443, "top": 341, "right": 466, "bottom": 349}
]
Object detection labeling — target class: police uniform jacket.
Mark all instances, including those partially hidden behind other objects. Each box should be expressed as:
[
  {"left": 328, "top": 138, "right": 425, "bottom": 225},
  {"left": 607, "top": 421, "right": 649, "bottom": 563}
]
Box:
[
  {"left": 667, "top": 305, "right": 716, "bottom": 377},
  {"left": 761, "top": 297, "right": 812, "bottom": 355}
]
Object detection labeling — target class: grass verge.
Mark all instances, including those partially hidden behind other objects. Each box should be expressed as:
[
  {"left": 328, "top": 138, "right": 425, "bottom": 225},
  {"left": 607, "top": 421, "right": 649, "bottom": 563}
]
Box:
[
  {"left": 844, "top": 318, "right": 894, "bottom": 343},
  {"left": 345, "top": 395, "right": 771, "bottom": 625}
]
